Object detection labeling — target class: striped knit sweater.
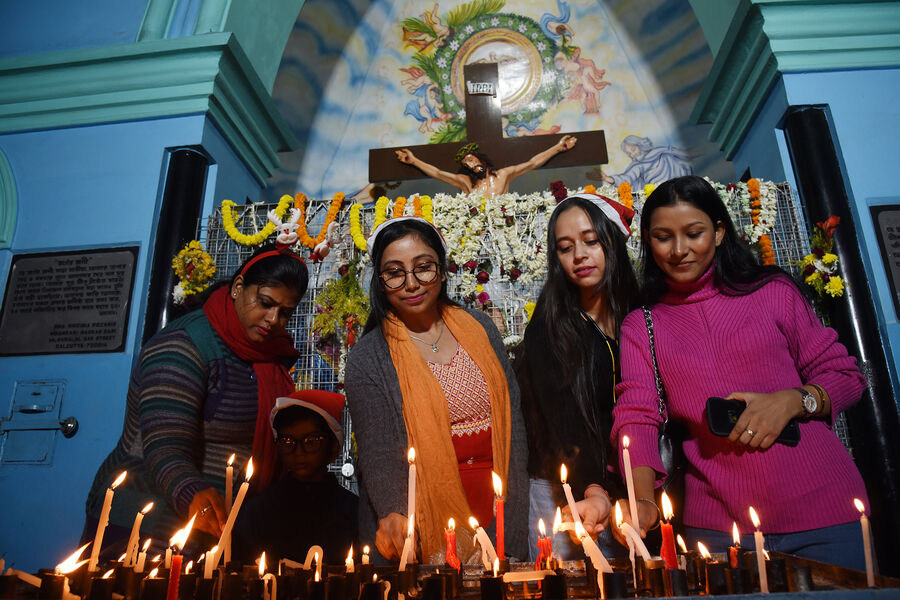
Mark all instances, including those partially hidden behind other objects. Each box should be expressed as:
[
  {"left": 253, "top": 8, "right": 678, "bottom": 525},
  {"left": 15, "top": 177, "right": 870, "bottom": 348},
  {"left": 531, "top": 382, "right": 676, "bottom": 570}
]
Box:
[
  {"left": 85, "top": 310, "right": 258, "bottom": 541},
  {"left": 612, "top": 266, "right": 868, "bottom": 534}
]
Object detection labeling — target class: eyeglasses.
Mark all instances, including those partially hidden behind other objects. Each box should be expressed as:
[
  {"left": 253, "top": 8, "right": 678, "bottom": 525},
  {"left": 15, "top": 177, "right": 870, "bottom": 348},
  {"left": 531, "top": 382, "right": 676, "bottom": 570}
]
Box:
[
  {"left": 379, "top": 261, "right": 439, "bottom": 290},
  {"left": 275, "top": 433, "right": 329, "bottom": 455}
]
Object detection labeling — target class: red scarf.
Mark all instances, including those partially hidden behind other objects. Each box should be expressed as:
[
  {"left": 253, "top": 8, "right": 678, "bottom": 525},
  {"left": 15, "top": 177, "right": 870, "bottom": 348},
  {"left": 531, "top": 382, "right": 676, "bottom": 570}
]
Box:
[{"left": 203, "top": 286, "right": 300, "bottom": 487}]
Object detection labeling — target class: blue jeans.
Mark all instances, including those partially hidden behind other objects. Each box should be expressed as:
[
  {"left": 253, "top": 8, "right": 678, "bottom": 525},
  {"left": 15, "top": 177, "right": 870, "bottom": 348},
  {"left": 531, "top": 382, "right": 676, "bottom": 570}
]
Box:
[
  {"left": 528, "top": 478, "right": 622, "bottom": 561},
  {"left": 685, "top": 522, "right": 866, "bottom": 571}
]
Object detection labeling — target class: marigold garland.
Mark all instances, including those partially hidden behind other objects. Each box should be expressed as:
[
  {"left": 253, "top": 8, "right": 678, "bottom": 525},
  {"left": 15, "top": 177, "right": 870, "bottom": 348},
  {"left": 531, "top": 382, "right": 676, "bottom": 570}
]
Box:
[
  {"left": 221, "top": 195, "right": 292, "bottom": 246},
  {"left": 349, "top": 204, "right": 368, "bottom": 252},
  {"left": 374, "top": 197, "right": 390, "bottom": 229},
  {"left": 296, "top": 192, "right": 345, "bottom": 249},
  {"left": 747, "top": 178, "right": 775, "bottom": 265},
  {"left": 171, "top": 240, "right": 216, "bottom": 303},
  {"left": 643, "top": 183, "right": 656, "bottom": 198},
  {"left": 617, "top": 182, "right": 633, "bottom": 209},
  {"left": 393, "top": 196, "right": 408, "bottom": 218}
]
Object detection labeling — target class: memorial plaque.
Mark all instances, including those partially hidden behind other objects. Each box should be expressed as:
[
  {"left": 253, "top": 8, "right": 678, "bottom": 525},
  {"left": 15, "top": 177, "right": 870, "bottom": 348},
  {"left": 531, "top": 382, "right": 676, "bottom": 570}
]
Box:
[
  {"left": 0, "top": 247, "right": 138, "bottom": 355},
  {"left": 871, "top": 205, "right": 900, "bottom": 320}
]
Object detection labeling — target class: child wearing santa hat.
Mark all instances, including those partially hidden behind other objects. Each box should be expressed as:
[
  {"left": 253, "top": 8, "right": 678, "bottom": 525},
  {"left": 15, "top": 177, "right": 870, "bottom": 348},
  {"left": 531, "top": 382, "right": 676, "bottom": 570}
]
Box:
[{"left": 232, "top": 389, "right": 358, "bottom": 563}]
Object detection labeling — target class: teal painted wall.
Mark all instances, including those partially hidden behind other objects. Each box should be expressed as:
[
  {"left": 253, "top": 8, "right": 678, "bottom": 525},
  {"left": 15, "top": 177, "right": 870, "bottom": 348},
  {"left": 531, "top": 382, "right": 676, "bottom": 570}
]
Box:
[{"left": 688, "top": 0, "right": 741, "bottom": 57}]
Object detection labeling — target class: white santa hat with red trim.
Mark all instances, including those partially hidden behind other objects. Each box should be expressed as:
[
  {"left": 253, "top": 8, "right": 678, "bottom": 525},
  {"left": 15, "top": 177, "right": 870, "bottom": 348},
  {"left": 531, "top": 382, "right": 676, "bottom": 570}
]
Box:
[{"left": 270, "top": 390, "right": 345, "bottom": 445}]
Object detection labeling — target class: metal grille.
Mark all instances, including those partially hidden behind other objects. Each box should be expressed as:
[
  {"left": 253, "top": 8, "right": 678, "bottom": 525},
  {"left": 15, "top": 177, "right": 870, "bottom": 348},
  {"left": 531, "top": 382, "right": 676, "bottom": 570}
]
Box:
[{"left": 198, "top": 185, "right": 853, "bottom": 480}]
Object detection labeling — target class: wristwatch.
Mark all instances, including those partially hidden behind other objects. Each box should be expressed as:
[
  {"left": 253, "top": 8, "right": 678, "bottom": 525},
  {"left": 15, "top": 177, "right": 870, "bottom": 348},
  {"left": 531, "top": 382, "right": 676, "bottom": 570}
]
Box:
[{"left": 795, "top": 387, "right": 818, "bottom": 416}]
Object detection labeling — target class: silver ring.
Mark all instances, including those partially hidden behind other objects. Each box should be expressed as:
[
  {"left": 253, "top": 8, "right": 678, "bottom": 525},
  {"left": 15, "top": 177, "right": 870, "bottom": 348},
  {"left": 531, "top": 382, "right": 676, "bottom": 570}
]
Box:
[
  {"left": 199, "top": 505, "right": 212, "bottom": 515},
  {"left": 745, "top": 428, "right": 755, "bottom": 437}
]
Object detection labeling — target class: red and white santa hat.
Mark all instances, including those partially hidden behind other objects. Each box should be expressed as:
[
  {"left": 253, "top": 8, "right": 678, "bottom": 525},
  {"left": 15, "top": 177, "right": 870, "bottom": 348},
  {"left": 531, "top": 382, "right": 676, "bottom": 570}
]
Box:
[
  {"left": 270, "top": 389, "right": 345, "bottom": 445},
  {"left": 367, "top": 216, "right": 448, "bottom": 260},
  {"left": 565, "top": 193, "right": 635, "bottom": 238}
]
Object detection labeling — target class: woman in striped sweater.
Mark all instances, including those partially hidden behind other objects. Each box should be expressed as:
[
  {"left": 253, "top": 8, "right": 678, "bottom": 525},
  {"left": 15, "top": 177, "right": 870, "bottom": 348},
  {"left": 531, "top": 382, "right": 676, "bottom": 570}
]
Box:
[
  {"left": 612, "top": 175, "right": 868, "bottom": 568},
  {"left": 83, "top": 245, "right": 308, "bottom": 558}
]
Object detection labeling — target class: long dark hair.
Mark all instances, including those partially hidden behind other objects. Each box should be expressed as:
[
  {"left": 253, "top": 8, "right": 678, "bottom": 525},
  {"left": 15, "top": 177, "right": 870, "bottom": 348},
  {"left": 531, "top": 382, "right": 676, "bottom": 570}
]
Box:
[
  {"left": 640, "top": 175, "right": 790, "bottom": 304},
  {"left": 363, "top": 219, "right": 456, "bottom": 334},
  {"left": 532, "top": 197, "right": 639, "bottom": 449}
]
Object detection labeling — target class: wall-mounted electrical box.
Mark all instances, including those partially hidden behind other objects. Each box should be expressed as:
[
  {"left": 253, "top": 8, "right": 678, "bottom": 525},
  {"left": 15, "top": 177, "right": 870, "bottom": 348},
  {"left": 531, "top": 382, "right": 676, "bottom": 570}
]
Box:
[{"left": 1, "top": 380, "right": 75, "bottom": 465}]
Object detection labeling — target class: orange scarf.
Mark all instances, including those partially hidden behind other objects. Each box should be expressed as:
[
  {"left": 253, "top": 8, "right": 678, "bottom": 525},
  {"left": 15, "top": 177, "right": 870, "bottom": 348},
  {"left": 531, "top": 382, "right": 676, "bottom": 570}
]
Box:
[{"left": 383, "top": 306, "right": 511, "bottom": 563}]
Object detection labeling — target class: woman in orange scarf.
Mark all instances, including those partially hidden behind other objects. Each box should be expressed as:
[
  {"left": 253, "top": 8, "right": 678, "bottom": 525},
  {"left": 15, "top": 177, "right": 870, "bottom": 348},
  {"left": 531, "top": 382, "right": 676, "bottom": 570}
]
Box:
[{"left": 345, "top": 217, "right": 528, "bottom": 564}]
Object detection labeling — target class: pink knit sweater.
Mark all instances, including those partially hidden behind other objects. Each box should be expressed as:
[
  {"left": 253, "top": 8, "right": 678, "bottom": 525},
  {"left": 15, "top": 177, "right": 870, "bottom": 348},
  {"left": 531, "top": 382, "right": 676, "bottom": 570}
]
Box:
[{"left": 612, "top": 266, "right": 868, "bottom": 534}]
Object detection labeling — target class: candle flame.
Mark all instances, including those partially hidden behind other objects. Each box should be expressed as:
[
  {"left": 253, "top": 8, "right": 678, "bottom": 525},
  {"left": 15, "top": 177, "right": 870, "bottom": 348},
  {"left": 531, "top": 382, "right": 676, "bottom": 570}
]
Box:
[
  {"left": 448, "top": 518, "right": 455, "bottom": 531},
  {"left": 185, "top": 561, "right": 193, "bottom": 575},
  {"left": 553, "top": 507, "right": 562, "bottom": 534},
  {"left": 228, "top": 453, "right": 235, "bottom": 466},
  {"left": 151, "top": 555, "right": 160, "bottom": 563},
  {"left": 614, "top": 501, "right": 624, "bottom": 528},
  {"left": 373, "top": 574, "right": 378, "bottom": 582},
  {"left": 259, "top": 552, "right": 266, "bottom": 577},
  {"left": 763, "top": 549, "right": 770, "bottom": 560},
  {"left": 574, "top": 521, "right": 587, "bottom": 539},
  {"left": 118, "top": 553, "right": 127, "bottom": 562},
  {"left": 363, "top": 545, "right": 370, "bottom": 556},
  {"left": 492, "top": 471, "right": 502, "bottom": 497},
  {"left": 559, "top": 464, "right": 567, "bottom": 484},
  {"left": 854, "top": 498, "right": 865, "bottom": 513},
  {"left": 468, "top": 516, "right": 479, "bottom": 530},
  {"left": 112, "top": 471, "right": 127, "bottom": 489},
  {"left": 141, "top": 502, "right": 154, "bottom": 515},
  {"left": 538, "top": 518, "right": 546, "bottom": 537},
  {"left": 697, "top": 542, "right": 711, "bottom": 560},
  {"left": 732, "top": 522, "right": 740, "bottom": 545},
  {"left": 56, "top": 542, "right": 91, "bottom": 574},
  {"left": 149, "top": 568, "right": 159, "bottom": 578},
  {"left": 141, "top": 539, "right": 151, "bottom": 552},
  {"left": 102, "top": 569, "right": 114, "bottom": 579},
  {"left": 749, "top": 506, "right": 760, "bottom": 529},
  {"left": 170, "top": 514, "right": 196, "bottom": 551},
  {"left": 408, "top": 447, "right": 416, "bottom": 464},
  {"left": 314, "top": 570, "right": 320, "bottom": 583},
  {"left": 492, "top": 558, "right": 499, "bottom": 577},
  {"left": 347, "top": 547, "right": 354, "bottom": 561},
  {"left": 622, "top": 435, "right": 630, "bottom": 449},
  {"left": 661, "top": 492, "right": 674, "bottom": 521},
  {"left": 245, "top": 458, "right": 254, "bottom": 481},
  {"left": 676, "top": 535, "right": 688, "bottom": 554}
]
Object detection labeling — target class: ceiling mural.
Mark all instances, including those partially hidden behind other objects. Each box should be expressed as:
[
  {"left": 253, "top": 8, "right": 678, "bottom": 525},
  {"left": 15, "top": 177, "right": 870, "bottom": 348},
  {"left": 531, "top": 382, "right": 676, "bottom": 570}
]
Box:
[{"left": 262, "top": 0, "right": 732, "bottom": 202}]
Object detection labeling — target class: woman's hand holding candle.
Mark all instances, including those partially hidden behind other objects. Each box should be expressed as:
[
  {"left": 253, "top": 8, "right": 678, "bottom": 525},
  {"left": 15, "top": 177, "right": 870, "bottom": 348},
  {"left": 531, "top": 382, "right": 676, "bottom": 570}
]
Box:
[
  {"left": 376, "top": 513, "right": 412, "bottom": 561},
  {"left": 189, "top": 487, "right": 227, "bottom": 537},
  {"left": 575, "top": 485, "right": 612, "bottom": 537}
]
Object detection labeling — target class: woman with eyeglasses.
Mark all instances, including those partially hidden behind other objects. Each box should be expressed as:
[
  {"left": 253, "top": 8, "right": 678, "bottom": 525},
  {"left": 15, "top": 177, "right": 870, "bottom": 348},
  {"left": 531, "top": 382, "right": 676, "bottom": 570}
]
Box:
[
  {"left": 345, "top": 217, "right": 528, "bottom": 564},
  {"left": 83, "top": 245, "right": 308, "bottom": 557}
]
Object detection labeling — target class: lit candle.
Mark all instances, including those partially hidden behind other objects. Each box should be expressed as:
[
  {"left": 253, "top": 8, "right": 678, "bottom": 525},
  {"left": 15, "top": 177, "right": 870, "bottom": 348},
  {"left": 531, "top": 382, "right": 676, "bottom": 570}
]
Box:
[
  {"left": 89, "top": 471, "right": 127, "bottom": 572},
  {"left": 551, "top": 507, "right": 562, "bottom": 563},
  {"left": 166, "top": 515, "right": 196, "bottom": 600},
  {"left": 749, "top": 507, "right": 768, "bottom": 593},
  {"left": 212, "top": 458, "right": 253, "bottom": 571},
  {"left": 698, "top": 542, "right": 728, "bottom": 596},
  {"left": 615, "top": 501, "right": 638, "bottom": 589},
  {"left": 854, "top": 498, "right": 875, "bottom": 587},
  {"left": 676, "top": 534, "right": 689, "bottom": 571},
  {"left": 125, "top": 502, "right": 154, "bottom": 567},
  {"left": 202, "top": 546, "right": 218, "bottom": 579},
  {"left": 345, "top": 547, "right": 355, "bottom": 573},
  {"left": 164, "top": 549, "right": 172, "bottom": 570},
  {"left": 314, "top": 551, "right": 321, "bottom": 582},
  {"left": 729, "top": 522, "right": 742, "bottom": 569},
  {"left": 492, "top": 472, "right": 505, "bottom": 559},
  {"left": 445, "top": 519, "right": 461, "bottom": 571},
  {"left": 259, "top": 552, "right": 277, "bottom": 600},
  {"left": 535, "top": 518, "right": 550, "bottom": 570},
  {"left": 303, "top": 546, "right": 324, "bottom": 574},
  {"left": 620, "top": 436, "right": 640, "bottom": 534},
  {"left": 398, "top": 516, "right": 415, "bottom": 571},
  {"left": 56, "top": 543, "right": 91, "bottom": 575},
  {"left": 469, "top": 517, "right": 498, "bottom": 571},
  {"left": 224, "top": 454, "right": 235, "bottom": 564},
  {"left": 559, "top": 464, "right": 584, "bottom": 530},
  {"left": 615, "top": 501, "right": 651, "bottom": 560},
  {"left": 135, "top": 539, "right": 152, "bottom": 574},
  {"left": 659, "top": 492, "right": 678, "bottom": 569},
  {"left": 398, "top": 448, "right": 416, "bottom": 570},
  {"left": 574, "top": 521, "right": 612, "bottom": 573},
  {"left": 362, "top": 545, "right": 370, "bottom": 565}
]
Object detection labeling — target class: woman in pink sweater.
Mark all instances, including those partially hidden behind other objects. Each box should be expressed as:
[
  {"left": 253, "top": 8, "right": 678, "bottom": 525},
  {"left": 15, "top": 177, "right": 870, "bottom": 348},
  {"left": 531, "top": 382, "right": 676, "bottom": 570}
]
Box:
[{"left": 612, "top": 175, "right": 868, "bottom": 568}]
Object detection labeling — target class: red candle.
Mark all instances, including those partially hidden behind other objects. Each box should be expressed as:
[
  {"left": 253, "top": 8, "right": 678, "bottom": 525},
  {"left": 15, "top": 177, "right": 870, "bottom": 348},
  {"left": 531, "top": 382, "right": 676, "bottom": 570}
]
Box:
[
  {"left": 659, "top": 492, "right": 678, "bottom": 570},
  {"left": 492, "top": 472, "right": 505, "bottom": 558},
  {"left": 728, "top": 522, "right": 741, "bottom": 568},
  {"left": 534, "top": 518, "right": 550, "bottom": 570},
  {"left": 166, "top": 515, "right": 196, "bottom": 600},
  {"left": 445, "top": 519, "right": 461, "bottom": 571}
]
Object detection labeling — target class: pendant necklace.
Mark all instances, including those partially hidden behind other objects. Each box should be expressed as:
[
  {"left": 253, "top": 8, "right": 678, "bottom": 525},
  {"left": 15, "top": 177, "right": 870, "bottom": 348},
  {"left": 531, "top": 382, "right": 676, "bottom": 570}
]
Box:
[{"left": 409, "top": 321, "right": 445, "bottom": 353}]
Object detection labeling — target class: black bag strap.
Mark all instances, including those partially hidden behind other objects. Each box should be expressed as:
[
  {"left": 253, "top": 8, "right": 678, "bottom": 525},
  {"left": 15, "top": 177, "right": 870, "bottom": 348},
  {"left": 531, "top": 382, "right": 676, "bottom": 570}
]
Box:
[{"left": 642, "top": 307, "right": 668, "bottom": 425}]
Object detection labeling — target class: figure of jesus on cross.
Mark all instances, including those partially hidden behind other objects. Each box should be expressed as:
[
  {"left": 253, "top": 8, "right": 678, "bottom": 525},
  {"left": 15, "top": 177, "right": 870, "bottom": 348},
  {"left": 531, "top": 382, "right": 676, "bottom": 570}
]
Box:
[{"left": 395, "top": 135, "right": 577, "bottom": 197}]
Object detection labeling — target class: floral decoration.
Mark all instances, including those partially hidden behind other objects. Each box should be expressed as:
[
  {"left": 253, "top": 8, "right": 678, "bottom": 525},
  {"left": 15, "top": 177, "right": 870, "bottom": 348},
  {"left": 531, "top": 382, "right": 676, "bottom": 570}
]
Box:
[
  {"left": 550, "top": 180, "right": 568, "bottom": 203},
  {"left": 747, "top": 179, "right": 775, "bottom": 266},
  {"left": 312, "top": 263, "right": 370, "bottom": 383},
  {"left": 797, "top": 215, "right": 844, "bottom": 298},
  {"left": 296, "top": 192, "right": 345, "bottom": 249},
  {"left": 221, "top": 195, "right": 292, "bottom": 246},
  {"left": 617, "top": 182, "right": 633, "bottom": 209},
  {"left": 171, "top": 240, "right": 217, "bottom": 304}
]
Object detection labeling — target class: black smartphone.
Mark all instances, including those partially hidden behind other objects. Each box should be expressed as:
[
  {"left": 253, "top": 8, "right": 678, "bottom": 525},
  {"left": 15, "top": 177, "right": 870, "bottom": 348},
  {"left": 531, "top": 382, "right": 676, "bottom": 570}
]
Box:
[{"left": 705, "top": 397, "right": 800, "bottom": 446}]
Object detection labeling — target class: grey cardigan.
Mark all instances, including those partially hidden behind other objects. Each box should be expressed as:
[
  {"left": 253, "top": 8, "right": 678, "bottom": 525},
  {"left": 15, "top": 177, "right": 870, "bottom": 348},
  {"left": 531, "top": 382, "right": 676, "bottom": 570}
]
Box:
[{"left": 345, "top": 307, "right": 528, "bottom": 561}]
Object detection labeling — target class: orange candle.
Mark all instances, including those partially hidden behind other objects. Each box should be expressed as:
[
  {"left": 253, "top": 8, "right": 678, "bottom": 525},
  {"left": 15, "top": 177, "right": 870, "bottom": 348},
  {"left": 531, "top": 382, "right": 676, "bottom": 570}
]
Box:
[
  {"left": 659, "top": 492, "right": 678, "bottom": 570},
  {"left": 728, "top": 522, "right": 742, "bottom": 568},
  {"left": 166, "top": 516, "right": 195, "bottom": 600}
]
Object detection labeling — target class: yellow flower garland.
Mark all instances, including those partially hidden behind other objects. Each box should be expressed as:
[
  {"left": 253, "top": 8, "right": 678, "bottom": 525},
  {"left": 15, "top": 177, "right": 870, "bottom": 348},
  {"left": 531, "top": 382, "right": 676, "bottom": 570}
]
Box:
[
  {"left": 374, "top": 197, "right": 390, "bottom": 230},
  {"left": 171, "top": 240, "right": 217, "bottom": 296},
  {"left": 349, "top": 195, "right": 436, "bottom": 253},
  {"left": 221, "top": 195, "right": 292, "bottom": 246},
  {"left": 296, "top": 192, "right": 345, "bottom": 249},
  {"left": 350, "top": 204, "right": 368, "bottom": 252}
]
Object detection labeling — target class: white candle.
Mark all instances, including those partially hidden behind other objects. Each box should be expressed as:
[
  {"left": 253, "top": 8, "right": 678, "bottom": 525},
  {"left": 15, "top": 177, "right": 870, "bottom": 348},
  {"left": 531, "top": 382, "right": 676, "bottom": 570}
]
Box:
[
  {"left": 212, "top": 458, "right": 253, "bottom": 571},
  {"left": 615, "top": 502, "right": 638, "bottom": 589},
  {"left": 345, "top": 547, "right": 355, "bottom": 573},
  {"left": 559, "top": 464, "right": 584, "bottom": 530},
  {"left": 303, "top": 546, "right": 324, "bottom": 572},
  {"left": 125, "top": 502, "right": 153, "bottom": 567},
  {"left": 224, "top": 454, "right": 236, "bottom": 564},
  {"left": 135, "top": 539, "right": 151, "bottom": 573},
  {"left": 614, "top": 501, "right": 651, "bottom": 560},
  {"left": 362, "top": 546, "right": 370, "bottom": 565},
  {"left": 749, "top": 506, "right": 768, "bottom": 594},
  {"left": 468, "top": 517, "right": 498, "bottom": 572},
  {"left": 89, "top": 471, "right": 127, "bottom": 572},
  {"left": 574, "top": 521, "right": 612, "bottom": 573},
  {"left": 10, "top": 570, "right": 42, "bottom": 588},
  {"left": 398, "top": 518, "right": 415, "bottom": 570},
  {"left": 854, "top": 499, "right": 875, "bottom": 587},
  {"left": 165, "top": 548, "right": 172, "bottom": 569},
  {"left": 407, "top": 448, "right": 416, "bottom": 538},
  {"left": 620, "top": 436, "right": 640, "bottom": 533},
  {"left": 259, "top": 552, "right": 277, "bottom": 600},
  {"left": 501, "top": 570, "right": 556, "bottom": 583},
  {"left": 203, "top": 546, "right": 218, "bottom": 579},
  {"left": 56, "top": 543, "right": 91, "bottom": 576}
]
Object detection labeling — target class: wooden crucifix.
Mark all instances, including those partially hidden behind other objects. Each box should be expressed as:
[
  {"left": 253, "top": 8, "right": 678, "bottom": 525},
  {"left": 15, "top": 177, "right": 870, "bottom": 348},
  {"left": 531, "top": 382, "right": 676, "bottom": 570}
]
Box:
[{"left": 368, "top": 63, "right": 608, "bottom": 192}]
